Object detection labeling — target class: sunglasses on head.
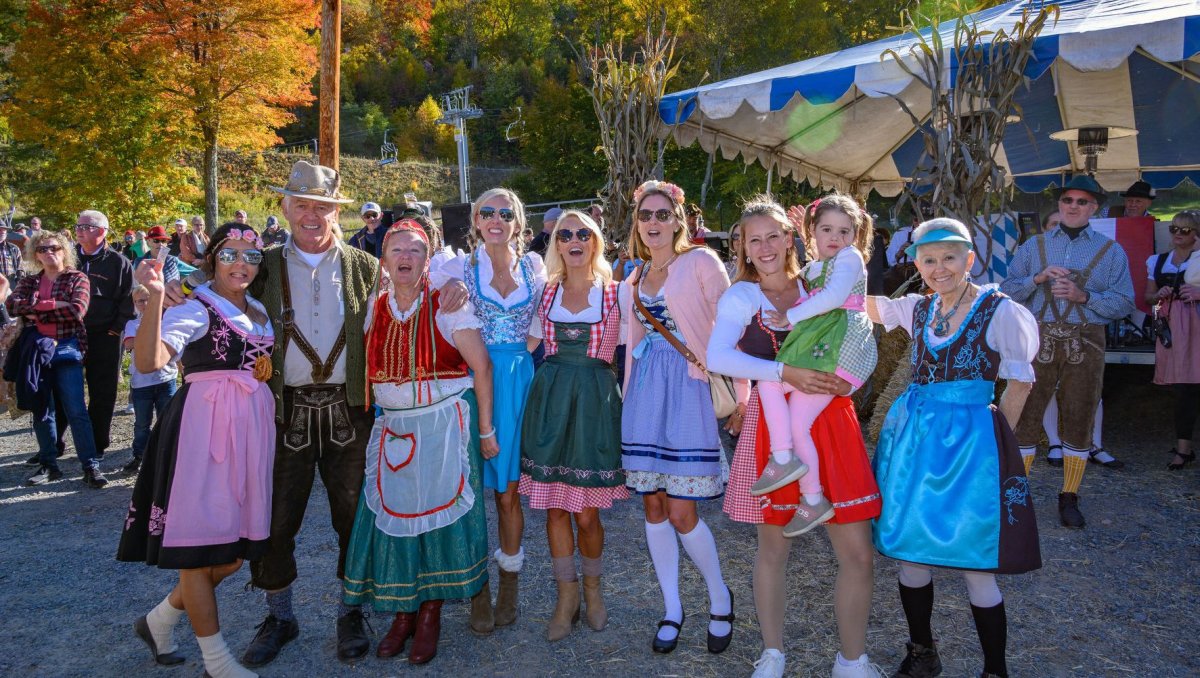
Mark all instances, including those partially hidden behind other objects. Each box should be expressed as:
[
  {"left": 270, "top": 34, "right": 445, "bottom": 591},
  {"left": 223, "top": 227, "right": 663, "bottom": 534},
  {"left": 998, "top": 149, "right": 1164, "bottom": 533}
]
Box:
[
  {"left": 216, "top": 247, "right": 264, "bottom": 265},
  {"left": 35, "top": 245, "right": 62, "bottom": 254},
  {"left": 1058, "top": 196, "right": 1095, "bottom": 207},
  {"left": 637, "top": 208, "right": 673, "bottom": 223},
  {"left": 555, "top": 228, "right": 593, "bottom": 243},
  {"left": 478, "top": 207, "right": 516, "bottom": 223},
  {"left": 1170, "top": 225, "right": 1195, "bottom": 235}
]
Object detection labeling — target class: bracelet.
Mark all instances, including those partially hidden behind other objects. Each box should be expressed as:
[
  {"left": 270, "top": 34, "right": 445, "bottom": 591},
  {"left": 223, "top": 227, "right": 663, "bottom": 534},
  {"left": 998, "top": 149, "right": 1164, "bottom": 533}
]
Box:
[{"left": 479, "top": 427, "right": 497, "bottom": 439}]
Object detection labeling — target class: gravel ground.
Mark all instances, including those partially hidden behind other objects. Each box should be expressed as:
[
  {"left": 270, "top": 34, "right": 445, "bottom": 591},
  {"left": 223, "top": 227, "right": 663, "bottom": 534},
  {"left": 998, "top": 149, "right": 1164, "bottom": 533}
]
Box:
[{"left": 0, "top": 364, "right": 1196, "bottom": 677}]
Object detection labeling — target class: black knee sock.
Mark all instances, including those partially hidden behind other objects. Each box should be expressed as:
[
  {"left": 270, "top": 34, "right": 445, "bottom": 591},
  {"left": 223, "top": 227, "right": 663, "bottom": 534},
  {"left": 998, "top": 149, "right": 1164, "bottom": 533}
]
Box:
[
  {"left": 971, "top": 601, "right": 1008, "bottom": 677},
  {"left": 898, "top": 581, "right": 935, "bottom": 647}
]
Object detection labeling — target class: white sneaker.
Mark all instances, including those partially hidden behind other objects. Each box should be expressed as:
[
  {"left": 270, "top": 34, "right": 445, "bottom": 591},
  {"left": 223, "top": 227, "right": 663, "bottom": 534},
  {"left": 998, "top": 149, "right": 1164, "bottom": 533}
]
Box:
[
  {"left": 830, "top": 653, "right": 885, "bottom": 678},
  {"left": 751, "top": 649, "right": 786, "bottom": 678}
]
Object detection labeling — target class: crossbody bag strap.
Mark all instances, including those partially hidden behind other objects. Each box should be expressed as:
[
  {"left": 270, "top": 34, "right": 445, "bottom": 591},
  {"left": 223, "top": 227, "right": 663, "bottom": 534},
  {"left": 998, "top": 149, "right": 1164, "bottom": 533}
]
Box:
[{"left": 632, "top": 263, "right": 701, "bottom": 368}]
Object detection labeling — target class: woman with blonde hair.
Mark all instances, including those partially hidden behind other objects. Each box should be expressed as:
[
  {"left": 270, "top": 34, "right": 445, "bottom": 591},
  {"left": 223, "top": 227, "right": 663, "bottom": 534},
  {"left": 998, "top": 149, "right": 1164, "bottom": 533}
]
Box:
[
  {"left": 435, "top": 186, "right": 546, "bottom": 631},
  {"left": 519, "top": 209, "right": 628, "bottom": 641},
  {"left": 708, "top": 196, "right": 882, "bottom": 678},
  {"left": 620, "top": 180, "right": 744, "bottom": 654},
  {"left": 7, "top": 229, "right": 105, "bottom": 487}
]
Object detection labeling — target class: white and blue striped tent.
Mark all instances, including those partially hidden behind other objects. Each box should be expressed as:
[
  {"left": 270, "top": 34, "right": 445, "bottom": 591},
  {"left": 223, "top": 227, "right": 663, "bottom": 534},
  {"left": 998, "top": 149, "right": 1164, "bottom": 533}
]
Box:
[{"left": 659, "top": 0, "right": 1200, "bottom": 197}]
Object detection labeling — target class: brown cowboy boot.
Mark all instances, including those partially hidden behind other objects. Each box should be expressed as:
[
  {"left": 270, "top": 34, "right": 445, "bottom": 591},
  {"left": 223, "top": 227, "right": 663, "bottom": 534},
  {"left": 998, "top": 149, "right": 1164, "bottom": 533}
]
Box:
[
  {"left": 494, "top": 570, "right": 520, "bottom": 627},
  {"left": 407, "top": 600, "right": 443, "bottom": 665},
  {"left": 581, "top": 575, "right": 607, "bottom": 631},
  {"left": 469, "top": 581, "right": 495, "bottom": 635},
  {"left": 375, "top": 611, "right": 416, "bottom": 658},
  {"left": 546, "top": 580, "right": 580, "bottom": 642}
]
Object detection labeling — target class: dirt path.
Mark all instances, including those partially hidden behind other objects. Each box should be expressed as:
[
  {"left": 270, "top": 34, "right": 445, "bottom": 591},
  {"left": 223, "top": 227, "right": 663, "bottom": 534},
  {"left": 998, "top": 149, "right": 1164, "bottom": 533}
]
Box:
[{"left": 0, "top": 365, "right": 1196, "bottom": 677}]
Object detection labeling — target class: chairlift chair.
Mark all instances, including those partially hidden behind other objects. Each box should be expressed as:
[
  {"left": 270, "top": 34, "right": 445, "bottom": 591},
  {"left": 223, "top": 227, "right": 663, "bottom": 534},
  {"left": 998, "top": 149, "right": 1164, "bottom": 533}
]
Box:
[{"left": 379, "top": 130, "right": 398, "bottom": 167}]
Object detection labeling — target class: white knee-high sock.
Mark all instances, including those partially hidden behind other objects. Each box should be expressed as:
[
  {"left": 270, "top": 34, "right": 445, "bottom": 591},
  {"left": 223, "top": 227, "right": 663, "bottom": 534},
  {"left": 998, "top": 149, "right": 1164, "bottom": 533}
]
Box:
[
  {"left": 962, "top": 571, "right": 1003, "bottom": 608},
  {"left": 645, "top": 520, "right": 682, "bottom": 642},
  {"left": 678, "top": 518, "right": 732, "bottom": 637},
  {"left": 197, "top": 631, "right": 257, "bottom": 678},
  {"left": 145, "top": 595, "right": 184, "bottom": 654},
  {"left": 1042, "top": 394, "right": 1061, "bottom": 447}
]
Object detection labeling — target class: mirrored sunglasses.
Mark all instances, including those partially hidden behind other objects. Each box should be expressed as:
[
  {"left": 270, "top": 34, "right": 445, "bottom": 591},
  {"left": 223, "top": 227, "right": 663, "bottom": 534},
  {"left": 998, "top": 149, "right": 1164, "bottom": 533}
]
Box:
[
  {"left": 1058, "top": 196, "right": 1095, "bottom": 207},
  {"left": 216, "top": 247, "right": 264, "bottom": 265},
  {"left": 637, "top": 208, "right": 673, "bottom": 223},
  {"left": 478, "top": 207, "right": 516, "bottom": 223},
  {"left": 555, "top": 228, "right": 593, "bottom": 243}
]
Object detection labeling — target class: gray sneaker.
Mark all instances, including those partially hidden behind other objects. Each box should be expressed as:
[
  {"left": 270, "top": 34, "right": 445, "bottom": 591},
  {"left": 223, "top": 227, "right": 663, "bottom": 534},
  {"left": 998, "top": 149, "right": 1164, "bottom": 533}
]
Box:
[
  {"left": 750, "top": 457, "right": 808, "bottom": 496},
  {"left": 782, "top": 496, "right": 834, "bottom": 537}
]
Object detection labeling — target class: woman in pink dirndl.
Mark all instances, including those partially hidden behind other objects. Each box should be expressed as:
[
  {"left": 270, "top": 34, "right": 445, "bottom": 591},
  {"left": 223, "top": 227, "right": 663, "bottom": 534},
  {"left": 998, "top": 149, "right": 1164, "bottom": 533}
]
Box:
[{"left": 118, "top": 224, "right": 275, "bottom": 678}]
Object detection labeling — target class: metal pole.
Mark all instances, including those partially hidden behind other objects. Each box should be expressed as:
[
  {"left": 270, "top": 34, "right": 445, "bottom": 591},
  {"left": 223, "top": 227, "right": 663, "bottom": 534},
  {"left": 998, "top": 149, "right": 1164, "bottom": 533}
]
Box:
[{"left": 456, "top": 118, "right": 470, "bottom": 203}]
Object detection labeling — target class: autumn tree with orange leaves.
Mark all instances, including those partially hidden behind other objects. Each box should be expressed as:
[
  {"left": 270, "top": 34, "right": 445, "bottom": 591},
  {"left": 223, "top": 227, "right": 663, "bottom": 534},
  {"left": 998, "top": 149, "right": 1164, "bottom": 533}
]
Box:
[{"left": 7, "top": 0, "right": 318, "bottom": 228}]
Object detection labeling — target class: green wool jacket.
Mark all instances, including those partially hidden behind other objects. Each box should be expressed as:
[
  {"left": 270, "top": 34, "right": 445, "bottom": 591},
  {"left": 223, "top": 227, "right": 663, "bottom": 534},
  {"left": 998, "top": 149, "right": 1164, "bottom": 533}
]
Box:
[{"left": 251, "top": 241, "right": 379, "bottom": 420}]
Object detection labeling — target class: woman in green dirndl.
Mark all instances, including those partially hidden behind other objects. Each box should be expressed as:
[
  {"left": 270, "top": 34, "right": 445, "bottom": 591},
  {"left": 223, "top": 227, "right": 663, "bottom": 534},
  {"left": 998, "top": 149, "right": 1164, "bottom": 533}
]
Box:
[
  {"left": 519, "top": 210, "right": 628, "bottom": 641},
  {"left": 341, "top": 221, "right": 498, "bottom": 665}
]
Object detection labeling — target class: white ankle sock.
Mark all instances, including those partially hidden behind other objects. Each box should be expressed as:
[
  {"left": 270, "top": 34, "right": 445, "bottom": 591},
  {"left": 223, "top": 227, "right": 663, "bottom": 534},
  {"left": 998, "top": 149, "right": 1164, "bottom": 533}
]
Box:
[
  {"left": 837, "top": 651, "right": 868, "bottom": 666},
  {"left": 678, "top": 518, "right": 732, "bottom": 638},
  {"left": 771, "top": 449, "right": 792, "bottom": 465},
  {"left": 644, "top": 520, "right": 682, "bottom": 642},
  {"left": 803, "top": 492, "right": 824, "bottom": 506},
  {"left": 197, "top": 632, "right": 257, "bottom": 678},
  {"left": 145, "top": 595, "right": 184, "bottom": 654}
]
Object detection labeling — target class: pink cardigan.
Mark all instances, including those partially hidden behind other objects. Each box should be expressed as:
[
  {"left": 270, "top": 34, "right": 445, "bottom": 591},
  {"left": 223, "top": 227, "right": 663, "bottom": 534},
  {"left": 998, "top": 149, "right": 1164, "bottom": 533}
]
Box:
[{"left": 622, "top": 247, "right": 750, "bottom": 403}]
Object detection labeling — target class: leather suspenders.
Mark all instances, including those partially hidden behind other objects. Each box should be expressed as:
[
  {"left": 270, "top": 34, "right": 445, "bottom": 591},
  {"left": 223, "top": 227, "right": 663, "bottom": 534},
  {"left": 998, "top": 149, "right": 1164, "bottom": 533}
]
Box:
[{"left": 280, "top": 257, "right": 347, "bottom": 384}]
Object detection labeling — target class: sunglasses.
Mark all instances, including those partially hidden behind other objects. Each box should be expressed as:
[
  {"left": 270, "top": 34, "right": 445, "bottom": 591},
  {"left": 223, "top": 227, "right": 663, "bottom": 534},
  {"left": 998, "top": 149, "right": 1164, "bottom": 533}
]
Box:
[
  {"left": 74, "top": 224, "right": 103, "bottom": 232},
  {"left": 555, "top": 228, "right": 593, "bottom": 243},
  {"left": 216, "top": 247, "right": 264, "bottom": 265},
  {"left": 478, "top": 207, "right": 516, "bottom": 223},
  {"left": 637, "top": 208, "right": 674, "bottom": 223},
  {"left": 1058, "top": 197, "right": 1095, "bottom": 207},
  {"left": 1170, "top": 226, "right": 1195, "bottom": 235},
  {"left": 35, "top": 245, "right": 63, "bottom": 254},
  {"left": 363, "top": 212, "right": 380, "bottom": 219}
]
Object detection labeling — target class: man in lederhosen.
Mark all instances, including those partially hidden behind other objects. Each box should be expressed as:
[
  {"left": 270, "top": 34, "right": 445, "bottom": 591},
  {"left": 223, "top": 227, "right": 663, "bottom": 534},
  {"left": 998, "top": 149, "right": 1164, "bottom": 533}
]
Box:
[
  {"left": 169, "top": 161, "right": 380, "bottom": 665},
  {"left": 1001, "top": 175, "right": 1135, "bottom": 529}
]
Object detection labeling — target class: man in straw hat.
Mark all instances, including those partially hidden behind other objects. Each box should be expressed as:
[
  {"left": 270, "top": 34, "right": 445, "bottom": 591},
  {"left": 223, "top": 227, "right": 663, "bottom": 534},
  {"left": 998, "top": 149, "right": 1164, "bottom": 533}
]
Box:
[
  {"left": 166, "top": 160, "right": 380, "bottom": 665},
  {"left": 1000, "top": 175, "right": 1135, "bottom": 529}
]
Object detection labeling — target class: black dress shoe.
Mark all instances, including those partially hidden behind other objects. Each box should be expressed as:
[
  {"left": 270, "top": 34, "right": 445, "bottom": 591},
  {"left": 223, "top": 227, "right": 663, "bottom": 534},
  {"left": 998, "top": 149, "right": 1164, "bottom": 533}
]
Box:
[
  {"left": 337, "top": 609, "right": 371, "bottom": 662},
  {"left": 706, "top": 587, "right": 734, "bottom": 654},
  {"left": 1045, "top": 444, "right": 1063, "bottom": 468},
  {"left": 1058, "top": 492, "right": 1085, "bottom": 529},
  {"left": 650, "top": 612, "right": 684, "bottom": 654},
  {"left": 122, "top": 457, "right": 142, "bottom": 474},
  {"left": 242, "top": 615, "right": 299, "bottom": 668},
  {"left": 133, "top": 615, "right": 186, "bottom": 666}
]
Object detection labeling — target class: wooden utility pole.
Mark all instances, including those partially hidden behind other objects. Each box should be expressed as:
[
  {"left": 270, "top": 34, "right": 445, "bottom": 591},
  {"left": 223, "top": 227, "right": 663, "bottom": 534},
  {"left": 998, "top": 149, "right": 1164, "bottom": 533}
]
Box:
[{"left": 319, "top": 0, "right": 341, "bottom": 170}]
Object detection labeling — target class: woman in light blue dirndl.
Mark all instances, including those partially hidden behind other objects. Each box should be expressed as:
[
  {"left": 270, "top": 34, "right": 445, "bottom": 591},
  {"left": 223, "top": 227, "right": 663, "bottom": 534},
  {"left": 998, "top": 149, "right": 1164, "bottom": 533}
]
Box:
[
  {"left": 865, "top": 218, "right": 1041, "bottom": 678},
  {"left": 435, "top": 188, "right": 545, "bottom": 628}
]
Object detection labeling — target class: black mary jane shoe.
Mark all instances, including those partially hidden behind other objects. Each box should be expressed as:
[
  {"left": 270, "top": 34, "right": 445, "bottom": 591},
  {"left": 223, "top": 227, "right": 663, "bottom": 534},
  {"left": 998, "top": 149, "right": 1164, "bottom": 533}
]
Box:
[
  {"left": 706, "top": 588, "right": 735, "bottom": 654},
  {"left": 1168, "top": 448, "right": 1197, "bottom": 471},
  {"left": 1045, "top": 444, "right": 1063, "bottom": 468},
  {"left": 651, "top": 612, "right": 685, "bottom": 654},
  {"left": 133, "top": 615, "right": 185, "bottom": 666},
  {"left": 1088, "top": 447, "right": 1125, "bottom": 470}
]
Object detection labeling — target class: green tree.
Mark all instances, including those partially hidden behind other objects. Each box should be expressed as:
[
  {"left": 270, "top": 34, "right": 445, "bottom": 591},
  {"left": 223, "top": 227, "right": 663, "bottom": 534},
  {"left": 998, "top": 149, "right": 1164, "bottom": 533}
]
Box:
[{"left": 511, "top": 75, "right": 606, "bottom": 202}]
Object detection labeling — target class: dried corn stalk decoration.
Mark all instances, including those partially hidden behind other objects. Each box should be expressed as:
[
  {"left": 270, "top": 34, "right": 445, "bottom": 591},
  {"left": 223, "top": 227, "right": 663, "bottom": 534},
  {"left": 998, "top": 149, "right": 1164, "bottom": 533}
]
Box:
[
  {"left": 885, "top": 4, "right": 1056, "bottom": 273},
  {"left": 865, "top": 5, "right": 1055, "bottom": 440},
  {"left": 579, "top": 22, "right": 679, "bottom": 243}
]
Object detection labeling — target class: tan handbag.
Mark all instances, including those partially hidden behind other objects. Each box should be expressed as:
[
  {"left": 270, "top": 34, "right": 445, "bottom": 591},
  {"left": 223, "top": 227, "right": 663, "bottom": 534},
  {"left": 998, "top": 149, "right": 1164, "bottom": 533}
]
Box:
[{"left": 632, "top": 265, "right": 738, "bottom": 419}]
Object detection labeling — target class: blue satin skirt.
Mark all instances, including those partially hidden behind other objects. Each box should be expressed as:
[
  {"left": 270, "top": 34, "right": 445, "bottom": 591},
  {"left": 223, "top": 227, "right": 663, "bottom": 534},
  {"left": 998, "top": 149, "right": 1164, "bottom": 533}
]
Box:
[
  {"left": 873, "top": 380, "right": 1041, "bottom": 574},
  {"left": 482, "top": 342, "right": 534, "bottom": 491}
]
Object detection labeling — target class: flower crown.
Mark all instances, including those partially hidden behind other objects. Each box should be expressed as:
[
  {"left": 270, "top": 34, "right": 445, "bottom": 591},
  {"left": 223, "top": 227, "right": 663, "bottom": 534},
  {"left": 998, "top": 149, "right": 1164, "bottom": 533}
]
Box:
[
  {"left": 221, "top": 228, "right": 263, "bottom": 249},
  {"left": 633, "top": 180, "right": 685, "bottom": 207}
]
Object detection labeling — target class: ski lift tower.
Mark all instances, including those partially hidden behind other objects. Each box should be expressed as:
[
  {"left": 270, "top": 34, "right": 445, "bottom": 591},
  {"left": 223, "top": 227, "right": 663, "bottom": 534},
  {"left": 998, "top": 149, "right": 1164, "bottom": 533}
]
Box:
[{"left": 437, "top": 86, "right": 484, "bottom": 204}]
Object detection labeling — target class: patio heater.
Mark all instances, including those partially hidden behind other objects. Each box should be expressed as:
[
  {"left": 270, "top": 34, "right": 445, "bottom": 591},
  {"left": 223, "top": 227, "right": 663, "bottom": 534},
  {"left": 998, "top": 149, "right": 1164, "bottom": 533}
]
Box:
[{"left": 1049, "top": 125, "right": 1138, "bottom": 176}]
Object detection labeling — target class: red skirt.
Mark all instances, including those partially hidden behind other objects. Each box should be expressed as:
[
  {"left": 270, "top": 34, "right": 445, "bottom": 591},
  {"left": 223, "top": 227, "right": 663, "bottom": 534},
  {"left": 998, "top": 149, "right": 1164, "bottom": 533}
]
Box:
[{"left": 724, "top": 388, "right": 881, "bottom": 526}]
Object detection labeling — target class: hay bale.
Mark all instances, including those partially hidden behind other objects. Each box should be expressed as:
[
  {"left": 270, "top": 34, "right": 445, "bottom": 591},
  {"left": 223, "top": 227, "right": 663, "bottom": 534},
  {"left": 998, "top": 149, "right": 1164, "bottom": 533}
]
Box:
[{"left": 866, "top": 329, "right": 913, "bottom": 442}]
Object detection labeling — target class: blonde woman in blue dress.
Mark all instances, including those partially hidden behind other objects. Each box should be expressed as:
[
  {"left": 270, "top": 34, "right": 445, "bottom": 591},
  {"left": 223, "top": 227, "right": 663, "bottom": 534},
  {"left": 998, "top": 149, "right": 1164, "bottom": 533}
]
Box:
[{"left": 433, "top": 188, "right": 546, "bottom": 631}]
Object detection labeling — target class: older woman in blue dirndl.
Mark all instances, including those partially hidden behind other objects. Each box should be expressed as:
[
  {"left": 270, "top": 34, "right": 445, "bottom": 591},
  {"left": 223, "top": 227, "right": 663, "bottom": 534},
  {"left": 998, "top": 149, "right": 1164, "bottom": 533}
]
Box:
[{"left": 865, "top": 218, "right": 1042, "bottom": 678}]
